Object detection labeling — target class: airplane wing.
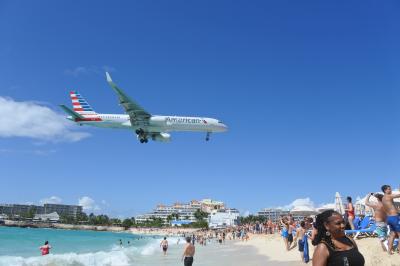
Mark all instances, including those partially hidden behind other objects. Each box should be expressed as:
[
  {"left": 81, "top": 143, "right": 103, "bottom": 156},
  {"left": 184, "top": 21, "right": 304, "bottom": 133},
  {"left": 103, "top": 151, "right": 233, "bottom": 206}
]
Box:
[{"left": 105, "top": 72, "right": 151, "bottom": 126}]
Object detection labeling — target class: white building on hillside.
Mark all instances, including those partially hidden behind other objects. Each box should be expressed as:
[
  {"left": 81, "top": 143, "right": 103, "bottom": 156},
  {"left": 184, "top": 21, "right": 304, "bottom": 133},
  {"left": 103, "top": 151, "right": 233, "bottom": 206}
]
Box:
[
  {"left": 135, "top": 200, "right": 202, "bottom": 224},
  {"left": 201, "top": 199, "right": 225, "bottom": 213},
  {"left": 257, "top": 208, "right": 290, "bottom": 222},
  {"left": 135, "top": 199, "right": 228, "bottom": 225},
  {"left": 33, "top": 212, "right": 60, "bottom": 223},
  {"left": 208, "top": 209, "right": 239, "bottom": 228}
]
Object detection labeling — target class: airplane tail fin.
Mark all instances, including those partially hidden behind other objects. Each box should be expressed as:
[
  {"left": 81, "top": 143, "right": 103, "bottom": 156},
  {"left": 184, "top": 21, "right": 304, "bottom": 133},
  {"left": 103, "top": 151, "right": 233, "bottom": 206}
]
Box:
[{"left": 69, "top": 91, "right": 97, "bottom": 115}]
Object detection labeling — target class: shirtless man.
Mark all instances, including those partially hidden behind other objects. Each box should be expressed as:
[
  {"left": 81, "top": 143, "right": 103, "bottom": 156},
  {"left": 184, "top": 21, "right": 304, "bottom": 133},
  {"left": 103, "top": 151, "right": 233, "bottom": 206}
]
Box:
[
  {"left": 365, "top": 193, "right": 387, "bottom": 252},
  {"left": 294, "top": 221, "right": 307, "bottom": 263},
  {"left": 287, "top": 220, "right": 295, "bottom": 249},
  {"left": 182, "top": 237, "right": 195, "bottom": 266},
  {"left": 160, "top": 237, "right": 168, "bottom": 255},
  {"left": 381, "top": 185, "right": 400, "bottom": 254}
]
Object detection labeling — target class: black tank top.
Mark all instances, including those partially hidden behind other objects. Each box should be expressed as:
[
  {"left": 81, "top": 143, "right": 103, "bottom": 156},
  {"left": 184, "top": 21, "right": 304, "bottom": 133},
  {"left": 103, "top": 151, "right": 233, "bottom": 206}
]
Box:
[{"left": 322, "top": 237, "right": 365, "bottom": 266}]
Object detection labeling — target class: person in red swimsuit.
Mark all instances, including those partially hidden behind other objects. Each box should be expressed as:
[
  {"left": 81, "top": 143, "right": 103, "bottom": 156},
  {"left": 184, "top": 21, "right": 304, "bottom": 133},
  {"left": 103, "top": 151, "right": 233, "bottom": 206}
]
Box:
[
  {"left": 346, "top": 196, "right": 355, "bottom": 230},
  {"left": 39, "top": 241, "right": 51, "bottom": 255}
]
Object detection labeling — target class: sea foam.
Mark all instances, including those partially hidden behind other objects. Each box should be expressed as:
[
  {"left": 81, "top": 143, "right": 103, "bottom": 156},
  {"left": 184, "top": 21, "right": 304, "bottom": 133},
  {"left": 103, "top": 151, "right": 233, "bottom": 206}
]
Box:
[{"left": 0, "top": 238, "right": 164, "bottom": 266}]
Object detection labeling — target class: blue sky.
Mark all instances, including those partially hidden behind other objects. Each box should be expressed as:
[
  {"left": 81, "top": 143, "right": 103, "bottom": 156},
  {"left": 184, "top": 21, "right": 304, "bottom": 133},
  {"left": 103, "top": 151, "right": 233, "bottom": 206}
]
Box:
[{"left": 0, "top": 1, "right": 399, "bottom": 217}]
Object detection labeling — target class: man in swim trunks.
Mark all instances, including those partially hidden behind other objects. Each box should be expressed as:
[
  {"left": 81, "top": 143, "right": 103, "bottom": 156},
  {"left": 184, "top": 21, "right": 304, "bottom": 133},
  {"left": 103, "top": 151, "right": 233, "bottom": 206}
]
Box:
[
  {"left": 294, "top": 221, "right": 307, "bottom": 262},
  {"left": 381, "top": 185, "right": 400, "bottom": 254},
  {"left": 288, "top": 219, "right": 295, "bottom": 249},
  {"left": 160, "top": 237, "right": 168, "bottom": 255},
  {"left": 365, "top": 192, "right": 388, "bottom": 252},
  {"left": 182, "top": 236, "right": 195, "bottom": 266}
]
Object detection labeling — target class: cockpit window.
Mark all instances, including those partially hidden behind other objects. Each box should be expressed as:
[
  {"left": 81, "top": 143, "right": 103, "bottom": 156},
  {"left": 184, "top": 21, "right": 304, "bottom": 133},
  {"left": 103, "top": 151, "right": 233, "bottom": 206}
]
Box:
[{"left": 218, "top": 121, "right": 224, "bottom": 124}]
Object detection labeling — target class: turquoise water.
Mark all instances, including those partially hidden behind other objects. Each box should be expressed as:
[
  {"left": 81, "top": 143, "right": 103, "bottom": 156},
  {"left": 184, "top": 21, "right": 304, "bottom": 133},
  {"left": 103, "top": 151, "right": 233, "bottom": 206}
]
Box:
[
  {"left": 0, "top": 226, "right": 176, "bottom": 266},
  {"left": 0, "top": 226, "right": 147, "bottom": 257},
  {"left": 0, "top": 227, "right": 290, "bottom": 266}
]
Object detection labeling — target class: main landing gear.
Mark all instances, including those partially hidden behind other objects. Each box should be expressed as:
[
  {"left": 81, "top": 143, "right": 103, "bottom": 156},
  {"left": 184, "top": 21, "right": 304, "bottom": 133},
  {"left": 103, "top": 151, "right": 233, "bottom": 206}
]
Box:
[
  {"left": 136, "top": 128, "right": 148, "bottom": 143},
  {"left": 206, "top": 132, "right": 211, "bottom": 141}
]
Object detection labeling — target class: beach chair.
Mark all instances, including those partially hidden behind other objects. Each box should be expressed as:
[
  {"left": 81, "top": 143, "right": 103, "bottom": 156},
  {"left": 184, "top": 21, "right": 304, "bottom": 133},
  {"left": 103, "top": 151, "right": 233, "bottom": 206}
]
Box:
[
  {"left": 352, "top": 216, "right": 361, "bottom": 229},
  {"left": 345, "top": 216, "right": 376, "bottom": 239}
]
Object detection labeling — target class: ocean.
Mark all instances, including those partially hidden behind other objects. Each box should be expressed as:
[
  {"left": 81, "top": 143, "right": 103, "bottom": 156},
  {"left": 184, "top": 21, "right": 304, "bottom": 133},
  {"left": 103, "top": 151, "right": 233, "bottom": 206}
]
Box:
[
  {"left": 0, "top": 226, "right": 181, "bottom": 266},
  {"left": 0, "top": 226, "right": 294, "bottom": 266}
]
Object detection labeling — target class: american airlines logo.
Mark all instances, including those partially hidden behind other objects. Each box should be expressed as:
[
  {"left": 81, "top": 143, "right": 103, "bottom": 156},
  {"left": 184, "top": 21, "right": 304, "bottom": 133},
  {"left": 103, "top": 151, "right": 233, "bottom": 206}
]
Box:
[{"left": 166, "top": 117, "right": 205, "bottom": 124}]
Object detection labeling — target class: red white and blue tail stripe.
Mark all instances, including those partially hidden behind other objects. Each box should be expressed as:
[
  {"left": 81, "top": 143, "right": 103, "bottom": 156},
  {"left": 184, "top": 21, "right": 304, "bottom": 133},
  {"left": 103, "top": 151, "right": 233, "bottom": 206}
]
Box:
[{"left": 70, "top": 91, "right": 97, "bottom": 115}]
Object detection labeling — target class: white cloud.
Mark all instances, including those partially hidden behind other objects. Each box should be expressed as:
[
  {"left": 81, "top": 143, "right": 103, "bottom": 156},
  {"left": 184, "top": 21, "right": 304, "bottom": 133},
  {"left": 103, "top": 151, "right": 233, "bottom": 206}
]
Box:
[
  {"left": 287, "top": 198, "right": 315, "bottom": 209},
  {"left": 64, "top": 66, "right": 116, "bottom": 77},
  {"left": 78, "top": 196, "right": 101, "bottom": 212},
  {"left": 0, "top": 97, "right": 90, "bottom": 142},
  {"left": 275, "top": 198, "right": 316, "bottom": 211},
  {"left": 40, "top": 196, "right": 62, "bottom": 204}
]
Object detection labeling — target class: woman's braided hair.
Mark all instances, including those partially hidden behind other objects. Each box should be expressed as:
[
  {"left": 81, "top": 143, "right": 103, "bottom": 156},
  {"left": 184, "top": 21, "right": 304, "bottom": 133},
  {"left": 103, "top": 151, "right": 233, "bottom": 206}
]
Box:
[{"left": 312, "top": 210, "right": 341, "bottom": 249}]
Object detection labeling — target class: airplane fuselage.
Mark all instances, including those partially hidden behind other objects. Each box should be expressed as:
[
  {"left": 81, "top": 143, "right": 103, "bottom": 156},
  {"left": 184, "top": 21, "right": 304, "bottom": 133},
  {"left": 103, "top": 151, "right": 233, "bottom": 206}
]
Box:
[{"left": 68, "top": 114, "right": 227, "bottom": 133}]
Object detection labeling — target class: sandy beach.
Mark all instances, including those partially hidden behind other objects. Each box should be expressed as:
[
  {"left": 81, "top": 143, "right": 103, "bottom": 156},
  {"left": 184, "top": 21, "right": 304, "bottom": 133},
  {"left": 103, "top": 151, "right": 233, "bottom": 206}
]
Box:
[
  {"left": 237, "top": 234, "right": 400, "bottom": 266},
  {"left": 129, "top": 227, "right": 199, "bottom": 236}
]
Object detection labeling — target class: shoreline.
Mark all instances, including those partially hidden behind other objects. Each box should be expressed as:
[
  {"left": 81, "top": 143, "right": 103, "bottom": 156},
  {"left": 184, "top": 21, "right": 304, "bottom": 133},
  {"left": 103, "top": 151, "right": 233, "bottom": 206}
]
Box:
[{"left": 1, "top": 220, "right": 199, "bottom": 235}]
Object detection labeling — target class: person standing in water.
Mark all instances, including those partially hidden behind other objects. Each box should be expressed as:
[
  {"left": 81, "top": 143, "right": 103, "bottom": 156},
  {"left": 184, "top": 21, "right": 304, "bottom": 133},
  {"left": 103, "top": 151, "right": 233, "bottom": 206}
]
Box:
[
  {"left": 160, "top": 237, "right": 169, "bottom": 255},
  {"left": 39, "top": 241, "right": 51, "bottom": 256},
  {"left": 182, "top": 236, "right": 195, "bottom": 266}
]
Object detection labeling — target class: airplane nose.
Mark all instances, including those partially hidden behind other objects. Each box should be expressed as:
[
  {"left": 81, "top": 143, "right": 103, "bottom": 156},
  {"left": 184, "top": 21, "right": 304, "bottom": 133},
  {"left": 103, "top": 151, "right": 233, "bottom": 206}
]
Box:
[{"left": 221, "top": 123, "right": 228, "bottom": 131}]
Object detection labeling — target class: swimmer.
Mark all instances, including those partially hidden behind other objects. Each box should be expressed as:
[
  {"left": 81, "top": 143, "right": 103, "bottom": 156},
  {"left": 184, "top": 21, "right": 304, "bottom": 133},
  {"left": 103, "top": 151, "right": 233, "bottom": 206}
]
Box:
[
  {"left": 160, "top": 237, "right": 168, "bottom": 255},
  {"left": 39, "top": 241, "right": 51, "bottom": 256}
]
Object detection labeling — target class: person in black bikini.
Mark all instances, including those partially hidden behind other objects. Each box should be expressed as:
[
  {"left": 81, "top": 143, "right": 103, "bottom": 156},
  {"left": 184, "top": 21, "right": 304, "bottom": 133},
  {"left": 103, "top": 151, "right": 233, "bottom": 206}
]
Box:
[{"left": 312, "top": 210, "right": 365, "bottom": 266}]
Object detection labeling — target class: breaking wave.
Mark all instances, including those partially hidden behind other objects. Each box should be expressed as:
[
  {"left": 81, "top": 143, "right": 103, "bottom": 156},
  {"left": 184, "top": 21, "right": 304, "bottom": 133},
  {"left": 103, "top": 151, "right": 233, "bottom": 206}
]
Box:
[{"left": 0, "top": 237, "right": 179, "bottom": 266}]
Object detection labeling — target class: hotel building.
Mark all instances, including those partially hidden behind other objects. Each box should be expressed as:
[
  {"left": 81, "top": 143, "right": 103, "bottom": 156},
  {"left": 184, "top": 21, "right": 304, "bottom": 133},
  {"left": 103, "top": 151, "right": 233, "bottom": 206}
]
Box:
[
  {"left": 135, "top": 199, "right": 226, "bottom": 224},
  {"left": 257, "top": 208, "right": 290, "bottom": 222},
  {"left": 0, "top": 203, "right": 83, "bottom": 219}
]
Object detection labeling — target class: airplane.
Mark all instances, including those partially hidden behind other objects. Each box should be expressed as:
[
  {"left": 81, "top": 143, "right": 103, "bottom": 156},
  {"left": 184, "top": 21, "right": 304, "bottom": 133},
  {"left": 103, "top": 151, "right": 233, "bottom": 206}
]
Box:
[{"left": 60, "top": 72, "right": 228, "bottom": 143}]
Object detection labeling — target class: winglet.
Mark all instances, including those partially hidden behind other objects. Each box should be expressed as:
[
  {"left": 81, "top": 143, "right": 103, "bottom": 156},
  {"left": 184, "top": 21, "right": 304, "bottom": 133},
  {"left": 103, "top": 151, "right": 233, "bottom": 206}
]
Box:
[{"left": 106, "top": 72, "right": 112, "bottom": 83}]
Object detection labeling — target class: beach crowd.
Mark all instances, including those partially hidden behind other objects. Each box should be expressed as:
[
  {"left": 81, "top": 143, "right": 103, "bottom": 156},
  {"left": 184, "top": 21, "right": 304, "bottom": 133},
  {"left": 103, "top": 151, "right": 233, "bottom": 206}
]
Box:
[
  {"left": 273, "top": 184, "right": 400, "bottom": 266},
  {"left": 35, "top": 184, "right": 400, "bottom": 266}
]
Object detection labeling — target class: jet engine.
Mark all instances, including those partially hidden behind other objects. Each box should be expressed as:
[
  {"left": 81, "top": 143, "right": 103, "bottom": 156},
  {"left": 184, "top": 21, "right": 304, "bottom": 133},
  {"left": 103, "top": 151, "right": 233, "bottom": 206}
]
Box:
[{"left": 151, "top": 132, "right": 171, "bottom": 142}]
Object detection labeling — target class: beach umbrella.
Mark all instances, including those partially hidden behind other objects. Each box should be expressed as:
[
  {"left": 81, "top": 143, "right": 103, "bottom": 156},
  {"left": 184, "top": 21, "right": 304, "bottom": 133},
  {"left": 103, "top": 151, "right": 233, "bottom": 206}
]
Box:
[{"left": 335, "top": 192, "right": 345, "bottom": 215}]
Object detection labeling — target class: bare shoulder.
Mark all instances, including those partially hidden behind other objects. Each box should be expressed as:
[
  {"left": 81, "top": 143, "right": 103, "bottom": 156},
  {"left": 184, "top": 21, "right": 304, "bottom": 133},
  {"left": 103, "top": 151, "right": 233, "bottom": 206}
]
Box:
[
  {"left": 315, "top": 243, "right": 329, "bottom": 253},
  {"left": 313, "top": 243, "right": 329, "bottom": 258},
  {"left": 312, "top": 243, "right": 329, "bottom": 266}
]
